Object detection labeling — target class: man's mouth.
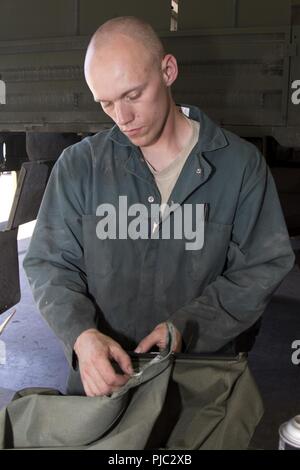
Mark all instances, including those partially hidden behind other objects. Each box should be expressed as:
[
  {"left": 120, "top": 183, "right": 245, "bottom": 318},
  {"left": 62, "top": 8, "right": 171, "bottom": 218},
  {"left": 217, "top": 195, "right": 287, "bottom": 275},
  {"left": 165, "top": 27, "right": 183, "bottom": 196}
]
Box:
[{"left": 123, "top": 127, "right": 143, "bottom": 137}]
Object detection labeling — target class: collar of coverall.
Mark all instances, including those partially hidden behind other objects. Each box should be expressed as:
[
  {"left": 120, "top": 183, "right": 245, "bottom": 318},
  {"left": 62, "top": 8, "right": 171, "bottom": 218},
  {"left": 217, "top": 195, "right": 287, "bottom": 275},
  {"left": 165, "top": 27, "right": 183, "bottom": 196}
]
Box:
[{"left": 108, "top": 104, "right": 229, "bottom": 153}]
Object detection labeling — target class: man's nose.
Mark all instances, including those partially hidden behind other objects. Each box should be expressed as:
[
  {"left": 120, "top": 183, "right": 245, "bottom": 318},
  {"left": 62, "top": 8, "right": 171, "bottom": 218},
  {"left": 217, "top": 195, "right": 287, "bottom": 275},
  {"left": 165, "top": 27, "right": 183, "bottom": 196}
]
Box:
[{"left": 114, "top": 102, "right": 133, "bottom": 126}]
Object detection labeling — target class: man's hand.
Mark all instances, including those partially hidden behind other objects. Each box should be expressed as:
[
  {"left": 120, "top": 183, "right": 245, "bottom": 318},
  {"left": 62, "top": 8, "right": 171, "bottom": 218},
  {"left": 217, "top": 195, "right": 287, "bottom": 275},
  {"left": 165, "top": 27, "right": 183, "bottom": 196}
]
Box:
[
  {"left": 134, "top": 322, "right": 182, "bottom": 354},
  {"left": 74, "top": 329, "right": 133, "bottom": 397}
]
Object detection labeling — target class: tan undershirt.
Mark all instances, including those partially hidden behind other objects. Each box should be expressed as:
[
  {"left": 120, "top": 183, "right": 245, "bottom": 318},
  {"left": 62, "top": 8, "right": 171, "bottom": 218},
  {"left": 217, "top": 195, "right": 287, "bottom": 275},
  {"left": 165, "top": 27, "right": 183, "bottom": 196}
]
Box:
[{"left": 146, "top": 117, "right": 200, "bottom": 213}]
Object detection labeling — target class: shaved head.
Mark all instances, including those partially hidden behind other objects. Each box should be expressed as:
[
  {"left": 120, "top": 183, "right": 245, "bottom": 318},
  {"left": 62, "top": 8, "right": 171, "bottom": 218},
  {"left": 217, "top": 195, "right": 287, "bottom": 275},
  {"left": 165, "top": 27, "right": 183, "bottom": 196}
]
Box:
[
  {"left": 84, "top": 16, "right": 179, "bottom": 150},
  {"left": 85, "top": 16, "right": 165, "bottom": 69}
]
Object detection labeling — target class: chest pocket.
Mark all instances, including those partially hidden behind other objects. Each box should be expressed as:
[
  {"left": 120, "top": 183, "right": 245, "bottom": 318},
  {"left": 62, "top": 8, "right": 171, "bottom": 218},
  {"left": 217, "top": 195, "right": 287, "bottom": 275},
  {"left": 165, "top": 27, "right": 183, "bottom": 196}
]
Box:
[{"left": 188, "top": 221, "right": 233, "bottom": 281}]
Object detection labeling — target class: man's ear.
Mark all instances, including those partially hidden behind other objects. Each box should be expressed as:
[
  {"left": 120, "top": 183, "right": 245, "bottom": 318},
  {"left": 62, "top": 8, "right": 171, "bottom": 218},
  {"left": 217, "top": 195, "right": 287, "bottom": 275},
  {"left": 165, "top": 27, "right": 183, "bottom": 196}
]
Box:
[{"left": 161, "top": 54, "right": 178, "bottom": 87}]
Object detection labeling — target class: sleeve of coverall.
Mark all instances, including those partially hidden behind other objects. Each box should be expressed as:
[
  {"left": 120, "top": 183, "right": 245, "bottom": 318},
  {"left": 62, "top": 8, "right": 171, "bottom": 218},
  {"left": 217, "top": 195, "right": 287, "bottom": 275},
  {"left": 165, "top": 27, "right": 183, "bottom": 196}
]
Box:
[
  {"left": 23, "top": 149, "right": 97, "bottom": 367},
  {"left": 170, "top": 150, "right": 295, "bottom": 352}
]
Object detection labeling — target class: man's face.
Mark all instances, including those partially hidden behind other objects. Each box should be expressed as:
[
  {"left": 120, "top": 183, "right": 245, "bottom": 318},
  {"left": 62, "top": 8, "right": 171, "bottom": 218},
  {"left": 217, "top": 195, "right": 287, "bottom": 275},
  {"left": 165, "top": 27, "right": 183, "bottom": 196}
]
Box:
[{"left": 85, "top": 36, "right": 173, "bottom": 148}]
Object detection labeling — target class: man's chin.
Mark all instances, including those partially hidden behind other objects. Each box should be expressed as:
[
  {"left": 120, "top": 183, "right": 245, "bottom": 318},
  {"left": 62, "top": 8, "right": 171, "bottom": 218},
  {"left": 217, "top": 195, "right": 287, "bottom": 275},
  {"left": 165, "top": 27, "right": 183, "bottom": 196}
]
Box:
[
  {"left": 129, "top": 133, "right": 159, "bottom": 149},
  {"left": 127, "top": 134, "right": 149, "bottom": 147}
]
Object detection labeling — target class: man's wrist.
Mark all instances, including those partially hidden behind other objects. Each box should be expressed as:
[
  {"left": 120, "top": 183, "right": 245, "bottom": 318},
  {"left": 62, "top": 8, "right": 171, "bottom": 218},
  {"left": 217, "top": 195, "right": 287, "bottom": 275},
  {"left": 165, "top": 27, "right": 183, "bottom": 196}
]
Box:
[{"left": 74, "top": 328, "right": 100, "bottom": 354}]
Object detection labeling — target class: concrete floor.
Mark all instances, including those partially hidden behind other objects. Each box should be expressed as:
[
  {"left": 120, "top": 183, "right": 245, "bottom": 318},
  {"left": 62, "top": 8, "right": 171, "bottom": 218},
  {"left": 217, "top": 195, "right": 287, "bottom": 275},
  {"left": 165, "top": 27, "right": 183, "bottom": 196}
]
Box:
[
  {"left": 0, "top": 237, "right": 69, "bottom": 396},
  {"left": 0, "top": 236, "right": 299, "bottom": 450},
  {"left": 248, "top": 247, "right": 300, "bottom": 450}
]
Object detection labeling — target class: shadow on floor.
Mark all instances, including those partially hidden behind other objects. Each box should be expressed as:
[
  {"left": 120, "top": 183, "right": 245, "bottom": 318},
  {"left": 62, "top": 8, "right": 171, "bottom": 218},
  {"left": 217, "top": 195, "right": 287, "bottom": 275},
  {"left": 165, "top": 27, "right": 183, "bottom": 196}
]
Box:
[{"left": 249, "top": 262, "right": 300, "bottom": 449}]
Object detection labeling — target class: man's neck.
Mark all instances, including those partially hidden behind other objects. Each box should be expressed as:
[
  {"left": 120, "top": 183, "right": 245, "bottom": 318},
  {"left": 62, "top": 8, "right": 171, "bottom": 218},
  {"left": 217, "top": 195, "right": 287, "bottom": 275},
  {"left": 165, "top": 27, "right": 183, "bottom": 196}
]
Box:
[{"left": 140, "top": 104, "right": 193, "bottom": 173}]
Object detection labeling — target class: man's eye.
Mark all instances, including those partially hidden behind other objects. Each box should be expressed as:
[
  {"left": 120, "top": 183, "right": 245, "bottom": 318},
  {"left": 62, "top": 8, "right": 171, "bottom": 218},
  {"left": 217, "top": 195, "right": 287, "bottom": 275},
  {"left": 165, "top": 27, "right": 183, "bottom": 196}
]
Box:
[
  {"left": 101, "top": 102, "right": 112, "bottom": 109},
  {"left": 126, "top": 93, "right": 139, "bottom": 101}
]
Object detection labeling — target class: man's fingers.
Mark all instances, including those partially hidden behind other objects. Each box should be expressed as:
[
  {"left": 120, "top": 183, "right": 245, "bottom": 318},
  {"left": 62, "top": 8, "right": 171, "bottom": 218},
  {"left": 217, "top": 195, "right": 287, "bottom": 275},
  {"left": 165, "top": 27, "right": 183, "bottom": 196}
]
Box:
[
  {"left": 96, "top": 356, "right": 130, "bottom": 388},
  {"left": 110, "top": 345, "right": 134, "bottom": 376},
  {"left": 135, "top": 329, "right": 161, "bottom": 353},
  {"left": 80, "top": 362, "right": 104, "bottom": 396},
  {"left": 83, "top": 381, "right": 93, "bottom": 397},
  {"left": 80, "top": 354, "right": 130, "bottom": 396},
  {"left": 84, "top": 379, "right": 100, "bottom": 397},
  {"left": 75, "top": 330, "right": 134, "bottom": 396},
  {"left": 135, "top": 323, "right": 182, "bottom": 354},
  {"left": 82, "top": 365, "right": 127, "bottom": 397},
  {"left": 81, "top": 368, "right": 103, "bottom": 397}
]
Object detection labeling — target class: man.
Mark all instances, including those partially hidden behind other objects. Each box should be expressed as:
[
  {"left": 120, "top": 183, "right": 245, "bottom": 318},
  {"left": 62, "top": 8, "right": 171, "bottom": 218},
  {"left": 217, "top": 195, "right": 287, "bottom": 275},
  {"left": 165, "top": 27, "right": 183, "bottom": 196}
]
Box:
[{"left": 24, "top": 17, "right": 295, "bottom": 398}]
